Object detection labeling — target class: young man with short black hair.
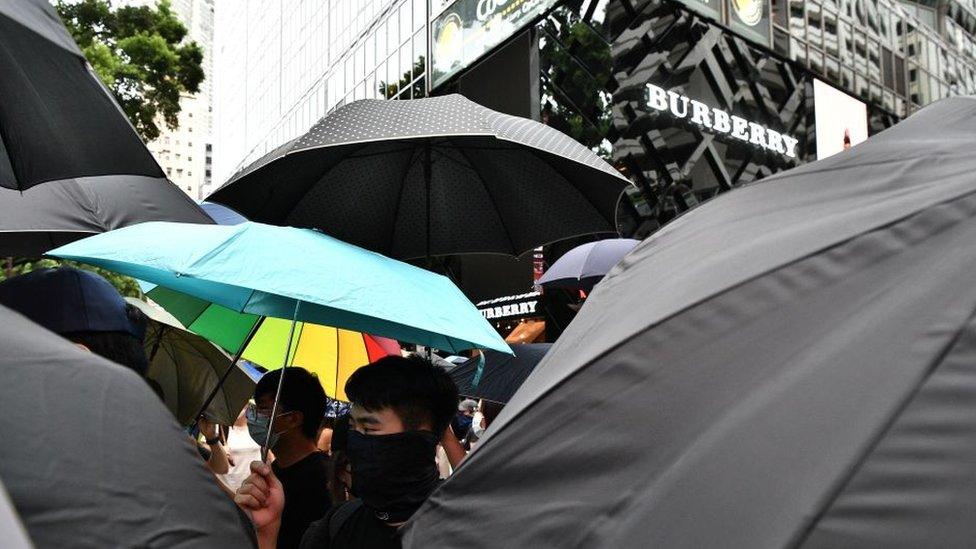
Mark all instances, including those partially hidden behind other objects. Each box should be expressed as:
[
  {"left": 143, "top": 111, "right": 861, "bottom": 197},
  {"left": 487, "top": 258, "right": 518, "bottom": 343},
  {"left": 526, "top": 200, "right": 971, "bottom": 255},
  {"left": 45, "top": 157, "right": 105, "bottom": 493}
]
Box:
[
  {"left": 238, "top": 355, "right": 459, "bottom": 548},
  {"left": 238, "top": 367, "right": 331, "bottom": 549}
]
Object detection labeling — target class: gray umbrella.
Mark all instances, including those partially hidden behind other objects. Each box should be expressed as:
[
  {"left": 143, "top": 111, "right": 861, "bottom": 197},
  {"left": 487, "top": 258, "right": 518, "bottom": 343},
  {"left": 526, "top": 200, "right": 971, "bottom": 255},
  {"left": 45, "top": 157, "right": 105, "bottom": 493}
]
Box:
[
  {"left": 0, "top": 0, "right": 211, "bottom": 256},
  {"left": 209, "top": 94, "right": 631, "bottom": 260},
  {"left": 404, "top": 96, "right": 976, "bottom": 548},
  {"left": 537, "top": 238, "right": 640, "bottom": 292},
  {"left": 0, "top": 304, "right": 253, "bottom": 547}
]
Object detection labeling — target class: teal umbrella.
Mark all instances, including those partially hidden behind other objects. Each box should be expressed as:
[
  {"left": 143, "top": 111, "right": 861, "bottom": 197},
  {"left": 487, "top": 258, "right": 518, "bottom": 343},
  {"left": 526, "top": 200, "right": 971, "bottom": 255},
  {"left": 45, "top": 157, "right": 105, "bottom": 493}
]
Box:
[
  {"left": 50, "top": 221, "right": 510, "bottom": 457},
  {"left": 49, "top": 222, "right": 507, "bottom": 354}
]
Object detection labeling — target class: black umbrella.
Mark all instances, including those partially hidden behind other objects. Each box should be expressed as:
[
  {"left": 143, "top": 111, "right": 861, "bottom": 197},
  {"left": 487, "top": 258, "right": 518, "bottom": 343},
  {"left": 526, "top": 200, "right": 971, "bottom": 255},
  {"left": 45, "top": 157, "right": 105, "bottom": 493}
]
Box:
[
  {"left": 209, "top": 94, "right": 631, "bottom": 260},
  {"left": 405, "top": 96, "right": 976, "bottom": 548},
  {"left": 0, "top": 0, "right": 211, "bottom": 256},
  {"left": 450, "top": 344, "right": 552, "bottom": 404},
  {"left": 0, "top": 304, "right": 253, "bottom": 547}
]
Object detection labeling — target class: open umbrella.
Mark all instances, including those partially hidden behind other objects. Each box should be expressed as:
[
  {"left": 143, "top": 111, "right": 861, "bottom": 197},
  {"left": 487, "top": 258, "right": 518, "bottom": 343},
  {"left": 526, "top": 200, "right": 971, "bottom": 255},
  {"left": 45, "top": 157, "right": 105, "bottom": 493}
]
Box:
[
  {"left": 0, "top": 304, "right": 252, "bottom": 547},
  {"left": 209, "top": 94, "right": 632, "bottom": 260},
  {"left": 537, "top": 238, "right": 640, "bottom": 292},
  {"left": 405, "top": 96, "right": 976, "bottom": 548},
  {"left": 0, "top": 477, "right": 31, "bottom": 549},
  {"left": 125, "top": 298, "right": 254, "bottom": 425},
  {"left": 145, "top": 284, "right": 399, "bottom": 400},
  {"left": 50, "top": 221, "right": 510, "bottom": 456},
  {"left": 450, "top": 344, "right": 552, "bottom": 404},
  {"left": 0, "top": 0, "right": 210, "bottom": 256}
]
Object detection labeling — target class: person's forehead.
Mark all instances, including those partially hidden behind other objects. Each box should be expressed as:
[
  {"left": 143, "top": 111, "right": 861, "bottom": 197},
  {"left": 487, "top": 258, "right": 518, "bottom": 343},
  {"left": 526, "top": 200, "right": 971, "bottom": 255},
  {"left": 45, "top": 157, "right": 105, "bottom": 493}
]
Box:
[{"left": 255, "top": 394, "right": 276, "bottom": 408}]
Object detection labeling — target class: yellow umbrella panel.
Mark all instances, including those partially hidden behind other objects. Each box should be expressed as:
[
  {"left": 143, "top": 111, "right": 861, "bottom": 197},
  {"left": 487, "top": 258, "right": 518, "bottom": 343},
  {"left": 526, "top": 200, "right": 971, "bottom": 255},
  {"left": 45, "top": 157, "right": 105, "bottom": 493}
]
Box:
[{"left": 242, "top": 318, "right": 400, "bottom": 401}]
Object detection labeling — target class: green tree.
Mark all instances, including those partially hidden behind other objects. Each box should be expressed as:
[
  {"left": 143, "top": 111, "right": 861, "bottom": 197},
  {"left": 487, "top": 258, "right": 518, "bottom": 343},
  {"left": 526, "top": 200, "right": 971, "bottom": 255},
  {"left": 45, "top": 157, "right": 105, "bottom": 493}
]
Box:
[
  {"left": 56, "top": 0, "right": 205, "bottom": 142},
  {"left": 1, "top": 258, "right": 142, "bottom": 298},
  {"left": 539, "top": 8, "right": 614, "bottom": 158},
  {"left": 379, "top": 57, "right": 427, "bottom": 99}
]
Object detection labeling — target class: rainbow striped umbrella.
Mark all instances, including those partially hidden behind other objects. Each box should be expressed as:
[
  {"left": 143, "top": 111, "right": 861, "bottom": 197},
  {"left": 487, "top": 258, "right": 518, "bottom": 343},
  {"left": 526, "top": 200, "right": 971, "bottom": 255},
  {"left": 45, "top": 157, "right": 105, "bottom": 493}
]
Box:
[{"left": 145, "top": 284, "right": 399, "bottom": 401}]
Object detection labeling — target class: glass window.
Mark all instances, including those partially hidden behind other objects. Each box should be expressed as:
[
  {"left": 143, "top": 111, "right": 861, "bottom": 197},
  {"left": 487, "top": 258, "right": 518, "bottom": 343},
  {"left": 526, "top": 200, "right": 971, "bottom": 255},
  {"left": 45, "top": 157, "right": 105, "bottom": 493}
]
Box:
[
  {"left": 789, "top": 0, "right": 806, "bottom": 41},
  {"left": 882, "top": 46, "right": 894, "bottom": 89},
  {"left": 823, "top": 7, "right": 839, "bottom": 57},
  {"left": 807, "top": 0, "right": 823, "bottom": 49}
]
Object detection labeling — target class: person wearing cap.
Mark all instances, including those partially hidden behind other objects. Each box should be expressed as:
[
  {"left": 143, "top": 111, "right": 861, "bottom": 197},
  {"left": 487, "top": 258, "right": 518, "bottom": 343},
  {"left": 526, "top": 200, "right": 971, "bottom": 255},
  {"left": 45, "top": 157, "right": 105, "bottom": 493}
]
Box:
[
  {"left": 0, "top": 266, "right": 149, "bottom": 375},
  {"left": 451, "top": 399, "right": 478, "bottom": 445},
  {"left": 0, "top": 266, "right": 232, "bottom": 474}
]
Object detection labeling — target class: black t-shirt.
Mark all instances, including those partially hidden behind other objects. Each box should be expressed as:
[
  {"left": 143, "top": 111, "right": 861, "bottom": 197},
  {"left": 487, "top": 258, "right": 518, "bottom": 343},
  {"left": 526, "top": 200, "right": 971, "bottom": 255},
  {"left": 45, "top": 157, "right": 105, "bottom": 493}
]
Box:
[
  {"left": 272, "top": 451, "right": 333, "bottom": 549},
  {"left": 299, "top": 500, "right": 400, "bottom": 549}
]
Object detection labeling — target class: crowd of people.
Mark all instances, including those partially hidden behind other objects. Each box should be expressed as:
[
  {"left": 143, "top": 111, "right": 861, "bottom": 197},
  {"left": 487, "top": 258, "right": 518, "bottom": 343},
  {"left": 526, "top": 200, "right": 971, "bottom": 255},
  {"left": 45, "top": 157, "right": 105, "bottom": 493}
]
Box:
[{"left": 0, "top": 265, "right": 502, "bottom": 548}]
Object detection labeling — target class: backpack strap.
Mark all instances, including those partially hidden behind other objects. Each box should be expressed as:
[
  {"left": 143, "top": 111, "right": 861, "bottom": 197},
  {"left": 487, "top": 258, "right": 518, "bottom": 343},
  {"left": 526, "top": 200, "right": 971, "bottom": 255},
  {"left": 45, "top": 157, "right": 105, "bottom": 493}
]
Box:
[{"left": 328, "top": 499, "right": 364, "bottom": 541}]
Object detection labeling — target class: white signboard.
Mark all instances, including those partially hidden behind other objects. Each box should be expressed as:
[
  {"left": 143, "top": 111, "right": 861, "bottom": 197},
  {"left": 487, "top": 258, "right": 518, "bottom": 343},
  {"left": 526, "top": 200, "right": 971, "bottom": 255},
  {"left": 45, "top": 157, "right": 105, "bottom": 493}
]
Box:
[
  {"left": 813, "top": 79, "right": 868, "bottom": 159},
  {"left": 646, "top": 83, "right": 800, "bottom": 158}
]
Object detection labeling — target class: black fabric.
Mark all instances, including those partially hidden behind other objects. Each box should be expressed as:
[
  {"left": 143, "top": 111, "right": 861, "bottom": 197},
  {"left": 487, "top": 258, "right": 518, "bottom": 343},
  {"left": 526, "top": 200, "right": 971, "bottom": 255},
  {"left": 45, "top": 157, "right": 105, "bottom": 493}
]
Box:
[
  {"left": 273, "top": 451, "right": 333, "bottom": 549},
  {"left": 210, "top": 95, "right": 630, "bottom": 260},
  {"left": 0, "top": 2, "right": 211, "bottom": 255},
  {"left": 0, "top": 12, "right": 161, "bottom": 191},
  {"left": 403, "top": 96, "right": 976, "bottom": 547},
  {"left": 345, "top": 430, "right": 440, "bottom": 523},
  {"left": 300, "top": 501, "right": 401, "bottom": 549},
  {"left": 0, "top": 304, "right": 253, "bottom": 547},
  {"left": 450, "top": 344, "right": 552, "bottom": 404}
]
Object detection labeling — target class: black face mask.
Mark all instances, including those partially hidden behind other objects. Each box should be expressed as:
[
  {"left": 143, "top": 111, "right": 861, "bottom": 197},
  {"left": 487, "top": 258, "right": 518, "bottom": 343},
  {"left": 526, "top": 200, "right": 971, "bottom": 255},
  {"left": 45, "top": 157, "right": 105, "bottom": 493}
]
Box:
[{"left": 345, "top": 430, "right": 440, "bottom": 523}]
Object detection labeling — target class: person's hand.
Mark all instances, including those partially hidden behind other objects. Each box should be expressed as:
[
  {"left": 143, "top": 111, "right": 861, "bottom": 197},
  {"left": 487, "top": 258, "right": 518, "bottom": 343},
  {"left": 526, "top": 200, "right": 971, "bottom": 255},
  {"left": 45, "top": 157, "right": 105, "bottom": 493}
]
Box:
[
  {"left": 197, "top": 418, "right": 219, "bottom": 441},
  {"left": 235, "top": 461, "right": 284, "bottom": 538}
]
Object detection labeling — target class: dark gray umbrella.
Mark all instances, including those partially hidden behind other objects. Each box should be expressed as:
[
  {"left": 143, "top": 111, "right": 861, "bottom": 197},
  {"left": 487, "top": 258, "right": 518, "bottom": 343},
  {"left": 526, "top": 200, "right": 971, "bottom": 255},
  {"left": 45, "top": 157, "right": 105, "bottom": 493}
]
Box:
[
  {"left": 537, "top": 238, "right": 640, "bottom": 292},
  {"left": 404, "top": 96, "right": 976, "bottom": 548},
  {"left": 0, "top": 304, "right": 253, "bottom": 547},
  {"left": 209, "top": 94, "right": 631, "bottom": 260},
  {"left": 0, "top": 0, "right": 211, "bottom": 255},
  {"left": 450, "top": 344, "right": 552, "bottom": 404}
]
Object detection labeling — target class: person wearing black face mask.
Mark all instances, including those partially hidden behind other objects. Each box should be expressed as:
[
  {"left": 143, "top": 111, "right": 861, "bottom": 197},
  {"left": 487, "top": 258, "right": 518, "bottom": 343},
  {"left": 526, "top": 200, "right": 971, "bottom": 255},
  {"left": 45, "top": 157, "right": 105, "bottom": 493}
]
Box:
[{"left": 237, "top": 355, "right": 458, "bottom": 549}]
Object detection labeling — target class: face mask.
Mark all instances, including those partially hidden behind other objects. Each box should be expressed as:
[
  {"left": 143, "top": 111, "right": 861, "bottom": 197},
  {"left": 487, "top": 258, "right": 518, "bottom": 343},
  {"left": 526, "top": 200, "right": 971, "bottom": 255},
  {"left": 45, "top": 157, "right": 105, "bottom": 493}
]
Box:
[
  {"left": 345, "top": 430, "right": 440, "bottom": 523},
  {"left": 246, "top": 411, "right": 293, "bottom": 449},
  {"left": 471, "top": 411, "right": 486, "bottom": 437}
]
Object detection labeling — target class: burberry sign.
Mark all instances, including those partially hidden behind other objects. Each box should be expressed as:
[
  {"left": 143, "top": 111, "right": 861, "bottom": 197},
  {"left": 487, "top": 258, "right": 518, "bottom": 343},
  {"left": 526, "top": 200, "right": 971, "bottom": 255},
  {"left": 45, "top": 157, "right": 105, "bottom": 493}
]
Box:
[{"left": 646, "top": 83, "right": 799, "bottom": 159}]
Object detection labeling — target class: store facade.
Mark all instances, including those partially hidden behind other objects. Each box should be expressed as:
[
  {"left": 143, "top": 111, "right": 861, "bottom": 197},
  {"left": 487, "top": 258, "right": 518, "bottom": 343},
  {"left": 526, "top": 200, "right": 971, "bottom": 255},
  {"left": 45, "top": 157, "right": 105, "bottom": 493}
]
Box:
[{"left": 427, "top": 0, "right": 976, "bottom": 339}]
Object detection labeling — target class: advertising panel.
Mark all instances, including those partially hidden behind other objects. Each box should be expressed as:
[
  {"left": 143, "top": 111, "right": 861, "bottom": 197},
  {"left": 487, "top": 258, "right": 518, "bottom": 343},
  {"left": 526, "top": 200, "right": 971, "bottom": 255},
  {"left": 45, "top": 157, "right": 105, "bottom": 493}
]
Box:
[
  {"left": 431, "top": 0, "right": 559, "bottom": 89},
  {"left": 727, "top": 0, "right": 771, "bottom": 47},
  {"left": 675, "top": 0, "right": 724, "bottom": 23},
  {"left": 813, "top": 79, "right": 868, "bottom": 159}
]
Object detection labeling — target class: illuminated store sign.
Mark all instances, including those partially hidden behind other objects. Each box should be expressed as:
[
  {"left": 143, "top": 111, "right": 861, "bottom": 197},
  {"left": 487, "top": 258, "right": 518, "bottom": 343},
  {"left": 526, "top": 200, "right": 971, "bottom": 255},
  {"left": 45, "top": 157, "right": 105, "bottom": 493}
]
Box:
[
  {"left": 431, "top": 0, "right": 559, "bottom": 89},
  {"left": 646, "top": 83, "right": 799, "bottom": 159}
]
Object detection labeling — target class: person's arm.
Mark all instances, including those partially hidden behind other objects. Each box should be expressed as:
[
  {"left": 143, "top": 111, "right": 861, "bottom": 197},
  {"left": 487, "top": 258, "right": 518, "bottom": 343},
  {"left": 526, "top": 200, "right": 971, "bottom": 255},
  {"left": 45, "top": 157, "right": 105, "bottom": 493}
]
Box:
[
  {"left": 235, "top": 461, "right": 284, "bottom": 549},
  {"left": 441, "top": 425, "right": 466, "bottom": 469},
  {"left": 200, "top": 418, "right": 230, "bottom": 475}
]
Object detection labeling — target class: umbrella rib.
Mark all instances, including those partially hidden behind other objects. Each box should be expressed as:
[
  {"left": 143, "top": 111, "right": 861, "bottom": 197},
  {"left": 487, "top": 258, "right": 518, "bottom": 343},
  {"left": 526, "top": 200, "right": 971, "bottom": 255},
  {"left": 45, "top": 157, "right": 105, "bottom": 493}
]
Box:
[
  {"left": 386, "top": 146, "right": 420, "bottom": 257},
  {"left": 453, "top": 146, "right": 519, "bottom": 256}
]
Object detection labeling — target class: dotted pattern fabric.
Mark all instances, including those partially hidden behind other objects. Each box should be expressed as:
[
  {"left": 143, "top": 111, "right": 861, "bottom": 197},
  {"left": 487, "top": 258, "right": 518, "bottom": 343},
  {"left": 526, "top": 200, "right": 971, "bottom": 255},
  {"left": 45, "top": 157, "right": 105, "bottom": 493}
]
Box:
[{"left": 216, "top": 94, "right": 631, "bottom": 259}]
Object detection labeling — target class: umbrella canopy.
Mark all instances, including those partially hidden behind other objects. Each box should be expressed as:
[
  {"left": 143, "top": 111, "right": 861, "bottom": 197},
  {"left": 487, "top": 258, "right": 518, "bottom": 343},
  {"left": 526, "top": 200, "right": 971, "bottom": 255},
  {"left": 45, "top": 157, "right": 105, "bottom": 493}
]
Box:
[
  {"left": 209, "top": 94, "right": 631, "bottom": 260},
  {"left": 145, "top": 285, "right": 399, "bottom": 400},
  {"left": 200, "top": 201, "right": 248, "bottom": 225},
  {"left": 126, "top": 298, "right": 254, "bottom": 425},
  {"left": 0, "top": 478, "right": 31, "bottom": 549},
  {"left": 0, "top": 0, "right": 211, "bottom": 256},
  {"left": 50, "top": 221, "right": 509, "bottom": 354},
  {"left": 450, "top": 344, "right": 552, "bottom": 404},
  {"left": 0, "top": 304, "right": 252, "bottom": 547},
  {"left": 404, "top": 96, "right": 976, "bottom": 548},
  {"left": 537, "top": 238, "right": 640, "bottom": 292}
]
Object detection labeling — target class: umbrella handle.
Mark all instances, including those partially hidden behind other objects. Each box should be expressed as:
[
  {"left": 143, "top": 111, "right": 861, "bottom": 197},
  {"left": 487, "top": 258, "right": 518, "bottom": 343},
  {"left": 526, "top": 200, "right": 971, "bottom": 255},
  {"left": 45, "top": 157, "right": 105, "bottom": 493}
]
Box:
[
  {"left": 262, "top": 301, "right": 301, "bottom": 463},
  {"left": 189, "top": 316, "right": 266, "bottom": 428}
]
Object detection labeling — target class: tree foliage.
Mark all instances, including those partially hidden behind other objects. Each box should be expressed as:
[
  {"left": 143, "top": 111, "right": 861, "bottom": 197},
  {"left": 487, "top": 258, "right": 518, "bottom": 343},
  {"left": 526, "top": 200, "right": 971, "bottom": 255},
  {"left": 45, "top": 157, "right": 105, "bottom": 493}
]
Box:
[
  {"left": 539, "top": 8, "right": 614, "bottom": 158},
  {"left": 56, "top": 0, "right": 205, "bottom": 142},
  {"left": 1, "top": 258, "right": 142, "bottom": 298},
  {"left": 379, "top": 56, "right": 427, "bottom": 99}
]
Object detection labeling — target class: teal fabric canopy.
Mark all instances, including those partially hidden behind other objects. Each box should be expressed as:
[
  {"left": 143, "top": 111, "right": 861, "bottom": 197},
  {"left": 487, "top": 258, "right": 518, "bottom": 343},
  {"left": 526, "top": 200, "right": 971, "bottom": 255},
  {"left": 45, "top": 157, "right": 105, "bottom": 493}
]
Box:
[{"left": 50, "top": 221, "right": 510, "bottom": 354}]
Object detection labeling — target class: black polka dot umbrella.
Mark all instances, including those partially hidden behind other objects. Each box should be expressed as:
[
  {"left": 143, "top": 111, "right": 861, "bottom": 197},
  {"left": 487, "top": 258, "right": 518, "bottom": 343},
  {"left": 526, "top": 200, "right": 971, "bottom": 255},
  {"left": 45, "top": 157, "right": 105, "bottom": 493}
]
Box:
[{"left": 209, "top": 94, "right": 633, "bottom": 260}]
